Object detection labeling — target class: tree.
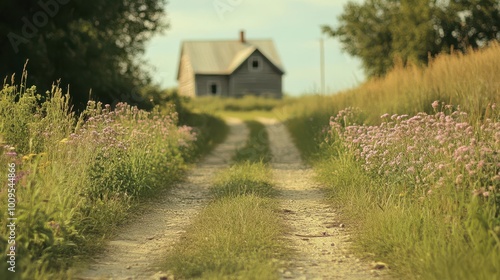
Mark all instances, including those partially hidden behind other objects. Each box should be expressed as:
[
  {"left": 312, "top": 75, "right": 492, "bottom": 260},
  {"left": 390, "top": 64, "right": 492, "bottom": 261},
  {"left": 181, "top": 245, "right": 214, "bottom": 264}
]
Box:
[
  {"left": 323, "top": 0, "right": 500, "bottom": 77},
  {"left": 444, "top": 0, "right": 500, "bottom": 50},
  {"left": 323, "top": 0, "right": 397, "bottom": 77},
  {"left": 390, "top": 0, "right": 437, "bottom": 66},
  {"left": 0, "top": 0, "right": 168, "bottom": 110}
]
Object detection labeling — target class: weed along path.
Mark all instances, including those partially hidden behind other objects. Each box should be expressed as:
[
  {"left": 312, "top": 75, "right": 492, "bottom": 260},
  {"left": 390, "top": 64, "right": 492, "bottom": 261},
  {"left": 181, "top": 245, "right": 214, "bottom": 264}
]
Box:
[
  {"left": 76, "top": 118, "right": 248, "bottom": 280},
  {"left": 259, "top": 118, "right": 382, "bottom": 280}
]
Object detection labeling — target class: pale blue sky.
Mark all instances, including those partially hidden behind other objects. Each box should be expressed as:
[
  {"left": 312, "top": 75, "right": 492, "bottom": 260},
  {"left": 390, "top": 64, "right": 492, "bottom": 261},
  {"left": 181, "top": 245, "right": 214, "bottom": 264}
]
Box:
[{"left": 144, "top": 0, "right": 364, "bottom": 96}]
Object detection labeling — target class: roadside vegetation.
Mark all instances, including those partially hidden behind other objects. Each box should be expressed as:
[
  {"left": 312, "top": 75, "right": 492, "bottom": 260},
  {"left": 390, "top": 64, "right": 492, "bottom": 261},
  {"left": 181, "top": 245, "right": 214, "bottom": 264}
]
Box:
[
  {"left": 165, "top": 119, "right": 287, "bottom": 279},
  {"left": 156, "top": 89, "right": 229, "bottom": 159},
  {"left": 282, "top": 43, "right": 500, "bottom": 279},
  {"left": 0, "top": 75, "right": 226, "bottom": 279}
]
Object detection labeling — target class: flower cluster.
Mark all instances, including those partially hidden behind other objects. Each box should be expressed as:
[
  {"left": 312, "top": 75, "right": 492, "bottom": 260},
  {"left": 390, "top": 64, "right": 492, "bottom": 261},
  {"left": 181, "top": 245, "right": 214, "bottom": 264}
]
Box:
[
  {"left": 69, "top": 102, "right": 195, "bottom": 154},
  {"left": 62, "top": 102, "right": 197, "bottom": 197},
  {"left": 329, "top": 107, "right": 366, "bottom": 129},
  {"left": 327, "top": 103, "right": 499, "bottom": 198}
]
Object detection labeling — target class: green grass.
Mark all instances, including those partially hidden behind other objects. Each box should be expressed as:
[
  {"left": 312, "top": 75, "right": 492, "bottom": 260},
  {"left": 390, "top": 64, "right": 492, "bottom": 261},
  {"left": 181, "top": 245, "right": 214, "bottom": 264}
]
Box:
[
  {"left": 165, "top": 195, "right": 283, "bottom": 280},
  {"left": 233, "top": 120, "right": 272, "bottom": 164},
  {"left": 211, "top": 162, "right": 277, "bottom": 199},
  {"left": 165, "top": 162, "right": 286, "bottom": 279},
  {"left": 285, "top": 113, "right": 327, "bottom": 162},
  {"left": 184, "top": 95, "right": 290, "bottom": 112},
  {"left": 218, "top": 110, "right": 283, "bottom": 121},
  {"left": 155, "top": 89, "right": 229, "bottom": 161}
]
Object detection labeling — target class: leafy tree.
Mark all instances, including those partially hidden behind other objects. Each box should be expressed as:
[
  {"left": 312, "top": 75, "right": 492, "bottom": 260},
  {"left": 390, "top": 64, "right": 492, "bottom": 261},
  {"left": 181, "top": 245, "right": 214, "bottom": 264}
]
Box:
[
  {"left": 0, "top": 0, "right": 168, "bottom": 110},
  {"left": 390, "top": 0, "right": 437, "bottom": 65},
  {"left": 444, "top": 0, "right": 500, "bottom": 50},
  {"left": 323, "top": 0, "right": 396, "bottom": 77},
  {"left": 323, "top": 0, "right": 500, "bottom": 77}
]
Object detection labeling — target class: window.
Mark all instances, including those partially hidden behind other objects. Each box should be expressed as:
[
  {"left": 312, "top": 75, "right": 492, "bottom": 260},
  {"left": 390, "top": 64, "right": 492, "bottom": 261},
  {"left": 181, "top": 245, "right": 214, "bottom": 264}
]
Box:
[
  {"left": 252, "top": 59, "right": 259, "bottom": 68},
  {"left": 210, "top": 84, "right": 217, "bottom": 94},
  {"left": 248, "top": 56, "right": 262, "bottom": 72},
  {"left": 207, "top": 81, "right": 221, "bottom": 95}
]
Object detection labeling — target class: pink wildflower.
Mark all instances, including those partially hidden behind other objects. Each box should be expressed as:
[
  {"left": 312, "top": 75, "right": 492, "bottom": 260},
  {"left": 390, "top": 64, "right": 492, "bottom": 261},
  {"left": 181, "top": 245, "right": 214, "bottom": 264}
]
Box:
[{"left": 432, "top": 100, "right": 439, "bottom": 110}]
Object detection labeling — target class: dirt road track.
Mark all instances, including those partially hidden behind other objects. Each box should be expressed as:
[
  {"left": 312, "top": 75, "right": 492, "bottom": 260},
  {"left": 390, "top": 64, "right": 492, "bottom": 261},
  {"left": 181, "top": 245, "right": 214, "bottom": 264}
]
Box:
[{"left": 260, "top": 118, "right": 386, "bottom": 280}]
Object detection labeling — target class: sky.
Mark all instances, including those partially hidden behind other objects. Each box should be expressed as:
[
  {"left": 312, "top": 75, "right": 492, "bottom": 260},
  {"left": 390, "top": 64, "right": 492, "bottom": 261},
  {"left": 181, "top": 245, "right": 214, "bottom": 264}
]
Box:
[{"left": 144, "top": 0, "right": 365, "bottom": 96}]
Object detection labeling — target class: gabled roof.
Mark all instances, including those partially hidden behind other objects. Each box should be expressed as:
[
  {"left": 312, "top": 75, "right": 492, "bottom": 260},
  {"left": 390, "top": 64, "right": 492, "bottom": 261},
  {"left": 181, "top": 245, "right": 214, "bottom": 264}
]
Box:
[{"left": 178, "top": 39, "right": 285, "bottom": 78}]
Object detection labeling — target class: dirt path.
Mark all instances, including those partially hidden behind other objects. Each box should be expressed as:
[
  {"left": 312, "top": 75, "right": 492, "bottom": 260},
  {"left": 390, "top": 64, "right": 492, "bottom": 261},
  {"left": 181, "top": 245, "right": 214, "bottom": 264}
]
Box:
[
  {"left": 259, "top": 118, "right": 385, "bottom": 280},
  {"left": 75, "top": 118, "right": 248, "bottom": 280}
]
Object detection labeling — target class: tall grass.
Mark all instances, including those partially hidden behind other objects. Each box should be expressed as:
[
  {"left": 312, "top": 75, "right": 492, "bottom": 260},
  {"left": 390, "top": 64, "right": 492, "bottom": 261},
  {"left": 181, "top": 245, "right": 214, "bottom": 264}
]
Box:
[
  {"left": 0, "top": 77, "right": 201, "bottom": 279},
  {"left": 282, "top": 43, "right": 500, "bottom": 160},
  {"left": 283, "top": 43, "right": 500, "bottom": 279}
]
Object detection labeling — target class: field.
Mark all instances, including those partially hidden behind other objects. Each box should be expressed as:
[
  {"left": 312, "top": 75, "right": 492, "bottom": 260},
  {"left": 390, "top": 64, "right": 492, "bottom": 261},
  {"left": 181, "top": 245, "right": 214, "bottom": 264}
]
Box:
[{"left": 0, "top": 43, "right": 499, "bottom": 279}]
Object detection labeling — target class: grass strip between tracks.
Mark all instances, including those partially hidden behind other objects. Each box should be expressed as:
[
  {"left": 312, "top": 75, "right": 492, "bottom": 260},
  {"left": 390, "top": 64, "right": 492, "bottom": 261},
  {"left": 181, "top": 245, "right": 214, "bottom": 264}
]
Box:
[{"left": 165, "top": 121, "right": 287, "bottom": 279}]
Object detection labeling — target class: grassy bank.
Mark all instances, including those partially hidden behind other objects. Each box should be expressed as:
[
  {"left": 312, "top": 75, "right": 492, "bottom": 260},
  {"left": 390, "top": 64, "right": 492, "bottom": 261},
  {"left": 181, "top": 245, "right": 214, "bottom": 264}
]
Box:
[
  {"left": 160, "top": 91, "right": 229, "bottom": 159},
  {"left": 0, "top": 79, "right": 225, "bottom": 279},
  {"left": 284, "top": 43, "right": 500, "bottom": 279},
  {"left": 178, "top": 110, "right": 229, "bottom": 160}
]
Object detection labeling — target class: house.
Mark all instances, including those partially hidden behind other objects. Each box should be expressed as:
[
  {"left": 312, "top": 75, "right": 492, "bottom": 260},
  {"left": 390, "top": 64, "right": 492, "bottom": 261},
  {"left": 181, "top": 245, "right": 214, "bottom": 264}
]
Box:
[{"left": 177, "top": 31, "right": 285, "bottom": 98}]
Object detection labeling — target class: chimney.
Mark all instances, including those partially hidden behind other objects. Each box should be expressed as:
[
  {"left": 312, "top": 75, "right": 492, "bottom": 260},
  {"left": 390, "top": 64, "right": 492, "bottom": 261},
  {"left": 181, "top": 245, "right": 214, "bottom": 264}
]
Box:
[{"left": 240, "top": 30, "right": 245, "bottom": 43}]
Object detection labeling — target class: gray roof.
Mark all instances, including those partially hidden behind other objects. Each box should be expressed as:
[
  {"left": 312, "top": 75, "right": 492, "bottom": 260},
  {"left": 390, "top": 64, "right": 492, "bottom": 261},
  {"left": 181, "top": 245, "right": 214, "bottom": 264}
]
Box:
[{"left": 178, "top": 39, "right": 285, "bottom": 77}]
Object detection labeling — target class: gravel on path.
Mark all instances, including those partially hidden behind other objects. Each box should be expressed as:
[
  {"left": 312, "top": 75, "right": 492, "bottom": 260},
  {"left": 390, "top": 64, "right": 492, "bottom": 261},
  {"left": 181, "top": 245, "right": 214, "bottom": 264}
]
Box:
[{"left": 259, "top": 118, "right": 387, "bottom": 280}]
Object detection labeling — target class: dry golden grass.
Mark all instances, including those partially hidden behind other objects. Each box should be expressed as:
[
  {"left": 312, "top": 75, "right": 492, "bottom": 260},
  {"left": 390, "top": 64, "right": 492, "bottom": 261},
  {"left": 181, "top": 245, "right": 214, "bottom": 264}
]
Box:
[{"left": 282, "top": 42, "right": 500, "bottom": 125}]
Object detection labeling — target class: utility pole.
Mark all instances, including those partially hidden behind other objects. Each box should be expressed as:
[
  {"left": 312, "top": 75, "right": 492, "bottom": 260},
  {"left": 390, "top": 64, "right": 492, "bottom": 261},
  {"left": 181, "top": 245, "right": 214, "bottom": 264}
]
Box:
[{"left": 320, "top": 37, "right": 325, "bottom": 95}]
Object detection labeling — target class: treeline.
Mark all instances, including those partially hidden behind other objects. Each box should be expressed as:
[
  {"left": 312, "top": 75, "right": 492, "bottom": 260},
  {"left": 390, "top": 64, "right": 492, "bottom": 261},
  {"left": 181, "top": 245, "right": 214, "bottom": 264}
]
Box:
[
  {"left": 323, "top": 0, "right": 500, "bottom": 77},
  {"left": 0, "top": 0, "right": 168, "bottom": 110}
]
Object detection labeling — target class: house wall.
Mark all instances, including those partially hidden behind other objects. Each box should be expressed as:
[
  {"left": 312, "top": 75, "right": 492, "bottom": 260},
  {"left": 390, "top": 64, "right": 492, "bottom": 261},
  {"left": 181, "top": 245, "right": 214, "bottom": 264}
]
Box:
[
  {"left": 178, "top": 53, "right": 196, "bottom": 97},
  {"left": 195, "top": 75, "right": 229, "bottom": 97},
  {"left": 229, "top": 52, "right": 283, "bottom": 98}
]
